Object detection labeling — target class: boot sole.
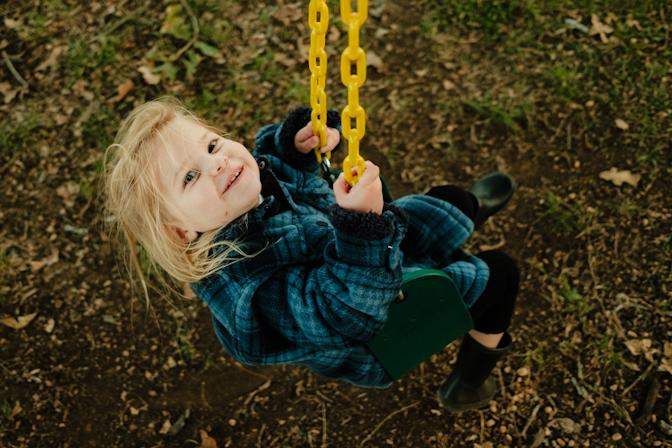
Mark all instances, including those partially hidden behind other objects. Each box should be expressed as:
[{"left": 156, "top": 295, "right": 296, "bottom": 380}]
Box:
[{"left": 436, "top": 388, "right": 495, "bottom": 413}]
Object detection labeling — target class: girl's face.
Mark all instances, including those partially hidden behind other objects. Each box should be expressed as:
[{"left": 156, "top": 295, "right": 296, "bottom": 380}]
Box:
[{"left": 155, "top": 115, "right": 261, "bottom": 242}]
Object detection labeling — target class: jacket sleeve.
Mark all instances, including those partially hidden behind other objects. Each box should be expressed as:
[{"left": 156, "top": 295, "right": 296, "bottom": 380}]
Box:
[
  {"left": 253, "top": 106, "right": 342, "bottom": 171},
  {"left": 227, "top": 204, "right": 409, "bottom": 363}
]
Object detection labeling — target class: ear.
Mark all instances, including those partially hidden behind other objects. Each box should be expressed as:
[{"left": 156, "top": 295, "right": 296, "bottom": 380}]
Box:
[{"left": 173, "top": 227, "right": 198, "bottom": 244}]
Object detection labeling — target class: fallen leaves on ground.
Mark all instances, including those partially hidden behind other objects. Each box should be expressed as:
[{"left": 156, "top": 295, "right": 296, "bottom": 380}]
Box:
[
  {"left": 599, "top": 167, "right": 641, "bottom": 187},
  {"left": 0, "top": 313, "right": 38, "bottom": 330}
]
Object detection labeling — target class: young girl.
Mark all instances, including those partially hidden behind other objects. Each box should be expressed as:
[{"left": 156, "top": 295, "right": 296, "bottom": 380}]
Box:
[{"left": 104, "top": 97, "right": 519, "bottom": 412}]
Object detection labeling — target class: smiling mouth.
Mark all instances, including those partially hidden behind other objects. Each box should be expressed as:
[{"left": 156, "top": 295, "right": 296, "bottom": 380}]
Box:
[{"left": 223, "top": 167, "right": 243, "bottom": 193}]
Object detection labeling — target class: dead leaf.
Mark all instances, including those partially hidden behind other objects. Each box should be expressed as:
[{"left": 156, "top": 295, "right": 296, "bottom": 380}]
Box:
[
  {"left": 30, "top": 249, "right": 59, "bottom": 272},
  {"left": 35, "top": 45, "right": 66, "bottom": 72},
  {"left": 327, "top": 26, "right": 341, "bottom": 43},
  {"left": 625, "top": 338, "right": 659, "bottom": 362},
  {"left": 73, "top": 79, "right": 94, "bottom": 101},
  {"left": 552, "top": 417, "right": 581, "bottom": 434},
  {"left": 367, "top": 51, "right": 384, "bottom": 71},
  {"left": 4, "top": 18, "right": 22, "bottom": 30},
  {"left": 44, "top": 318, "right": 55, "bottom": 333},
  {"left": 115, "top": 79, "right": 134, "bottom": 102},
  {"left": 626, "top": 16, "right": 642, "bottom": 31},
  {"left": 614, "top": 118, "right": 629, "bottom": 130},
  {"left": 56, "top": 181, "right": 80, "bottom": 207},
  {"left": 10, "top": 401, "right": 22, "bottom": 419},
  {"left": 442, "top": 80, "right": 456, "bottom": 91},
  {"left": 599, "top": 167, "right": 640, "bottom": 187},
  {"left": 199, "top": 430, "right": 218, "bottom": 448},
  {"left": 0, "top": 81, "right": 20, "bottom": 104},
  {"left": 0, "top": 313, "right": 38, "bottom": 330},
  {"left": 589, "top": 15, "right": 613, "bottom": 43},
  {"left": 138, "top": 65, "right": 161, "bottom": 85},
  {"left": 272, "top": 52, "right": 297, "bottom": 68},
  {"left": 273, "top": 4, "right": 302, "bottom": 26},
  {"left": 159, "top": 419, "right": 172, "bottom": 435}
]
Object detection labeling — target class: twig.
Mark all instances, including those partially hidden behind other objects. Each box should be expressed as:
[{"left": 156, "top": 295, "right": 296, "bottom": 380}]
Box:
[
  {"left": 168, "top": 0, "right": 200, "bottom": 62},
  {"left": 358, "top": 401, "right": 420, "bottom": 447},
  {"left": 480, "top": 411, "right": 486, "bottom": 443},
  {"left": 321, "top": 400, "right": 328, "bottom": 448},
  {"left": 522, "top": 403, "right": 542, "bottom": 438},
  {"left": 256, "top": 424, "right": 266, "bottom": 448},
  {"left": 2, "top": 50, "right": 28, "bottom": 88},
  {"left": 635, "top": 372, "right": 661, "bottom": 426},
  {"left": 622, "top": 362, "right": 657, "bottom": 398},
  {"left": 242, "top": 379, "right": 272, "bottom": 409}
]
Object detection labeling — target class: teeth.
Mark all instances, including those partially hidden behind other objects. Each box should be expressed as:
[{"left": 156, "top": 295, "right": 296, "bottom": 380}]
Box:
[{"left": 226, "top": 169, "right": 241, "bottom": 190}]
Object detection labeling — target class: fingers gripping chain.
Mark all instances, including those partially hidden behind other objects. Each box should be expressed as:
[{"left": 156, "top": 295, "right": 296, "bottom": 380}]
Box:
[
  {"left": 308, "top": 0, "right": 368, "bottom": 185},
  {"left": 340, "top": 0, "right": 368, "bottom": 185},
  {"left": 308, "top": 0, "right": 330, "bottom": 164}
]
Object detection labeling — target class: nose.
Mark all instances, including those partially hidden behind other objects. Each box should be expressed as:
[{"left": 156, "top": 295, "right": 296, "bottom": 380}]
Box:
[{"left": 208, "top": 153, "right": 228, "bottom": 176}]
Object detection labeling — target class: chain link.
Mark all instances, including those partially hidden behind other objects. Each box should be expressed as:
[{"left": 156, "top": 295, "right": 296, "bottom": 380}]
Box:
[
  {"left": 308, "top": 0, "right": 329, "bottom": 164},
  {"left": 340, "top": 0, "right": 367, "bottom": 185}
]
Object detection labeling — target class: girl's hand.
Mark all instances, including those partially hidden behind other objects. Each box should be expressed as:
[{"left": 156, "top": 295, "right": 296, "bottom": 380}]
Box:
[
  {"left": 294, "top": 123, "right": 340, "bottom": 154},
  {"left": 333, "top": 161, "right": 383, "bottom": 215}
]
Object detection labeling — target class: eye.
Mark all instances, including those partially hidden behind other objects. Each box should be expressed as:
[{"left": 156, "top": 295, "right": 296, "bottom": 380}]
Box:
[
  {"left": 207, "top": 138, "right": 219, "bottom": 154},
  {"left": 183, "top": 170, "right": 199, "bottom": 186}
]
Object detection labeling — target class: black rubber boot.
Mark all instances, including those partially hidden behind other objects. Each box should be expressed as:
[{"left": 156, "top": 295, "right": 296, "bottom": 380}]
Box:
[
  {"left": 437, "top": 332, "right": 512, "bottom": 412},
  {"left": 470, "top": 172, "right": 516, "bottom": 228}
]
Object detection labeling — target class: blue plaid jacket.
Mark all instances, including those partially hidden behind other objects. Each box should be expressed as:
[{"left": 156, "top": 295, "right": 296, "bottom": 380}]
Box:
[{"left": 192, "top": 115, "right": 489, "bottom": 388}]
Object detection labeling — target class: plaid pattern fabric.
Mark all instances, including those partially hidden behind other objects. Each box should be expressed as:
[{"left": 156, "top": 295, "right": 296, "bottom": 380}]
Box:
[{"left": 192, "top": 121, "right": 489, "bottom": 388}]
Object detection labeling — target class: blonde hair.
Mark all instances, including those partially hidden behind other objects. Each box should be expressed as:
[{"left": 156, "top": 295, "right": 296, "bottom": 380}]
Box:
[{"left": 103, "top": 97, "right": 247, "bottom": 300}]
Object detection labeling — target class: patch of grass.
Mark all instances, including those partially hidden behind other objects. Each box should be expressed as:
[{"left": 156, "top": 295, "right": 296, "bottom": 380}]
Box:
[
  {"left": 63, "top": 35, "right": 122, "bottom": 83},
  {"left": 188, "top": 89, "right": 223, "bottom": 120},
  {"left": 559, "top": 276, "right": 593, "bottom": 319},
  {"left": 0, "top": 110, "right": 42, "bottom": 158},
  {"left": 613, "top": 198, "right": 642, "bottom": 219},
  {"left": 286, "top": 78, "right": 310, "bottom": 104},
  {"left": 0, "top": 399, "right": 10, "bottom": 431},
  {"left": 430, "top": 0, "right": 541, "bottom": 42},
  {"left": 174, "top": 323, "right": 197, "bottom": 362},
  {"left": 464, "top": 97, "right": 531, "bottom": 131},
  {"left": 522, "top": 345, "right": 546, "bottom": 370},
  {"left": 543, "top": 64, "right": 583, "bottom": 102},
  {"left": 590, "top": 334, "right": 625, "bottom": 374},
  {"left": 251, "top": 51, "right": 283, "bottom": 83},
  {"left": 541, "top": 191, "right": 584, "bottom": 236},
  {"left": 82, "top": 108, "right": 116, "bottom": 150}
]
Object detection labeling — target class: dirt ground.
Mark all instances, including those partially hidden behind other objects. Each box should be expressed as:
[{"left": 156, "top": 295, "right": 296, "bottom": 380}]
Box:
[{"left": 1, "top": 1, "right": 671, "bottom": 447}]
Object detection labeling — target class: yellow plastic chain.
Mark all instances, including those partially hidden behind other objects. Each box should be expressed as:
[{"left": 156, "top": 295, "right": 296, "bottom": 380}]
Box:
[
  {"left": 340, "top": 0, "right": 367, "bottom": 185},
  {"left": 308, "top": 0, "right": 329, "bottom": 164}
]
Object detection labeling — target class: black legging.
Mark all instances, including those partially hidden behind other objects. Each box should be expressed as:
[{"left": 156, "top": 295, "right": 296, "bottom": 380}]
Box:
[{"left": 426, "top": 185, "right": 519, "bottom": 334}]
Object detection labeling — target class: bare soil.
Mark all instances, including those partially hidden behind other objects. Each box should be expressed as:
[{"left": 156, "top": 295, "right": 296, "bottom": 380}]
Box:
[{"left": 1, "top": 1, "right": 670, "bottom": 447}]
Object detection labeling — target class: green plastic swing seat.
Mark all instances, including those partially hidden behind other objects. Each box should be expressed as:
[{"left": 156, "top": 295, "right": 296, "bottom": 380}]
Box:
[
  {"left": 367, "top": 269, "right": 474, "bottom": 380},
  {"left": 325, "top": 169, "right": 475, "bottom": 380}
]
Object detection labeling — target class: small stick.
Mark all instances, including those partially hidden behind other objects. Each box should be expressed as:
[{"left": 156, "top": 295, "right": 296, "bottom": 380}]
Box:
[
  {"left": 321, "top": 400, "right": 328, "bottom": 448},
  {"left": 622, "top": 362, "right": 656, "bottom": 398},
  {"left": 635, "top": 373, "right": 661, "bottom": 426},
  {"left": 358, "top": 401, "right": 420, "bottom": 447},
  {"left": 522, "top": 403, "right": 542, "bottom": 438},
  {"left": 2, "top": 50, "right": 28, "bottom": 88}
]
